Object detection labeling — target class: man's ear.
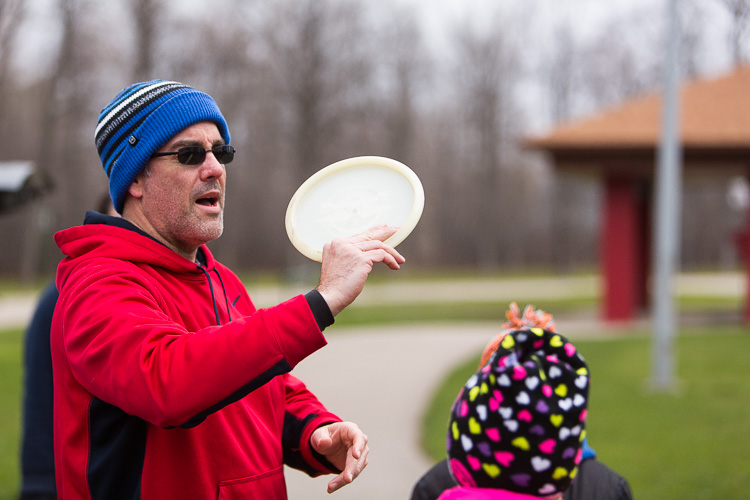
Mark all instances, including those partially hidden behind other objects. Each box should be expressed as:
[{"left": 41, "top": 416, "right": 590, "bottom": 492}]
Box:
[{"left": 128, "top": 173, "right": 145, "bottom": 199}]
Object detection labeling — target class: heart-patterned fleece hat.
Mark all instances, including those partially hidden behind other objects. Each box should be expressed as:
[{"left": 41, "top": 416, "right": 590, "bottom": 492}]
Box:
[{"left": 446, "top": 327, "right": 590, "bottom": 497}]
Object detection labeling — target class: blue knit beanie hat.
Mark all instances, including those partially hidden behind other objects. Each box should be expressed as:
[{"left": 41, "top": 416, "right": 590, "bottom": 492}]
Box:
[{"left": 94, "top": 80, "right": 231, "bottom": 213}]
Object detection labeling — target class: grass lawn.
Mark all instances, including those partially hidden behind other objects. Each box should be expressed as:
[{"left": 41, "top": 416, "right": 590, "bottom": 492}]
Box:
[
  {"left": 420, "top": 326, "right": 750, "bottom": 499},
  {"left": 333, "top": 298, "right": 598, "bottom": 327},
  {"left": 0, "top": 328, "right": 22, "bottom": 500}
]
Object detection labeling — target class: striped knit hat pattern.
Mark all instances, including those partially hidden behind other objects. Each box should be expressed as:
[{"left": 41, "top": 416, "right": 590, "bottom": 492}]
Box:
[
  {"left": 95, "top": 80, "right": 231, "bottom": 213},
  {"left": 446, "top": 327, "right": 590, "bottom": 497}
]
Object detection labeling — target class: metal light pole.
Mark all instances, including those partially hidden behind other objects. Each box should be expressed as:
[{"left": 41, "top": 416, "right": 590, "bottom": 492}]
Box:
[{"left": 651, "top": 0, "right": 682, "bottom": 391}]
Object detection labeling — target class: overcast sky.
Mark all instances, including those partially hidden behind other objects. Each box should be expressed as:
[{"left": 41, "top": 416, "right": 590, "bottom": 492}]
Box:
[
  {"left": 407, "top": 0, "right": 733, "bottom": 71},
  {"left": 11, "top": 0, "right": 738, "bottom": 97},
  {"left": 14, "top": 0, "right": 736, "bottom": 70}
]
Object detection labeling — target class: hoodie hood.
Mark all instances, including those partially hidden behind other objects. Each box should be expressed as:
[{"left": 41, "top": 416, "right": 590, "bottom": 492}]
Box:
[{"left": 54, "top": 213, "right": 217, "bottom": 292}]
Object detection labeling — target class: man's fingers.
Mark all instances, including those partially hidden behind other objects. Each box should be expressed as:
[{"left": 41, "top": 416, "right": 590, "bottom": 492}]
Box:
[
  {"left": 324, "top": 234, "right": 405, "bottom": 271},
  {"left": 352, "top": 237, "right": 406, "bottom": 267},
  {"left": 315, "top": 423, "right": 369, "bottom": 494},
  {"left": 317, "top": 225, "right": 407, "bottom": 316},
  {"left": 352, "top": 432, "right": 368, "bottom": 459},
  {"left": 343, "top": 443, "right": 369, "bottom": 484},
  {"left": 312, "top": 435, "right": 333, "bottom": 454},
  {"left": 358, "top": 245, "right": 405, "bottom": 270},
  {"left": 327, "top": 474, "right": 346, "bottom": 494},
  {"left": 327, "top": 447, "right": 369, "bottom": 494},
  {"left": 360, "top": 224, "right": 400, "bottom": 242},
  {"left": 357, "top": 238, "right": 405, "bottom": 256}
]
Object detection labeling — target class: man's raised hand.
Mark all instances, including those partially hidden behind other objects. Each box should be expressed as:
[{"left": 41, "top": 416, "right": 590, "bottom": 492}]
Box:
[{"left": 316, "top": 225, "right": 405, "bottom": 316}]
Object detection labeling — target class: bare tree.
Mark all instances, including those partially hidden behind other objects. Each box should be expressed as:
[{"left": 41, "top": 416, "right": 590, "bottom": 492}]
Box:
[
  {"left": 538, "top": 22, "right": 591, "bottom": 272},
  {"left": 0, "top": 0, "right": 25, "bottom": 150},
  {"left": 36, "top": 0, "right": 105, "bottom": 229},
  {"left": 4, "top": 0, "right": 103, "bottom": 281},
  {"left": 263, "top": 0, "right": 376, "bottom": 181},
  {"left": 717, "top": 0, "right": 750, "bottom": 64},
  {"left": 577, "top": 10, "right": 662, "bottom": 114},
  {"left": 0, "top": 0, "right": 23, "bottom": 81},
  {"left": 450, "top": 12, "right": 523, "bottom": 270},
  {"left": 680, "top": 0, "right": 709, "bottom": 78},
  {"left": 129, "top": 0, "right": 163, "bottom": 80},
  {"left": 377, "top": 8, "right": 429, "bottom": 165},
  {"left": 546, "top": 24, "right": 578, "bottom": 125}
]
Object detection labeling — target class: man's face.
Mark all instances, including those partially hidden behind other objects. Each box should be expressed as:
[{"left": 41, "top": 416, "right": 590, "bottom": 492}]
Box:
[{"left": 130, "top": 121, "right": 227, "bottom": 260}]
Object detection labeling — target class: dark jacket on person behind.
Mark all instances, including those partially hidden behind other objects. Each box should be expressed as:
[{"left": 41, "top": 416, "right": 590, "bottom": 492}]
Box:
[
  {"left": 410, "top": 457, "right": 633, "bottom": 500},
  {"left": 20, "top": 281, "right": 59, "bottom": 500}
]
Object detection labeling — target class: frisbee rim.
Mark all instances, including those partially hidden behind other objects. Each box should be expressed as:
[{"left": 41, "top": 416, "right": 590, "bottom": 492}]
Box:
[{"left": 285, "top": 155, "right": 425, "bottom": 262}]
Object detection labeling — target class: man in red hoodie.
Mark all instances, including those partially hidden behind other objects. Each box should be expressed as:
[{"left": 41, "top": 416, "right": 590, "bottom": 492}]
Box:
[{"left": 51, "top": 80, "right": 406, "bottom": 499}]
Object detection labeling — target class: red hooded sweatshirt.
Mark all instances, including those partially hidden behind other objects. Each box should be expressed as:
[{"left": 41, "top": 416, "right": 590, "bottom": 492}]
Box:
[{"left": 51, "top": 214, "right": 341, "bottom": 499}]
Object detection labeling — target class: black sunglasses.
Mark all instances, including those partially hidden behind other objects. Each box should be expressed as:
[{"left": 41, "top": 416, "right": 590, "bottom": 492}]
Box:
[{"left": 151, "top": 145, "right": 236, "bottom": 165}]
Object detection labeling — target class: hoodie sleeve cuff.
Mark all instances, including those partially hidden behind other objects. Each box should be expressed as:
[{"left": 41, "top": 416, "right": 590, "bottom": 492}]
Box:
[
  {"left": 301, "top": 418, "right": 344, "bottom": 475},
  {"left": 305, "top": 289, "right": 335, "bottom": 332}
]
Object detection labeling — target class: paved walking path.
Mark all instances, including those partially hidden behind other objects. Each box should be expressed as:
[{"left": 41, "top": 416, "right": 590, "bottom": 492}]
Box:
[
  {"left": 0, "top": 292, "right": 39, "bottom": 329},
  {"left": 284, "top": 323, "right": 495, "bottom": 500}
]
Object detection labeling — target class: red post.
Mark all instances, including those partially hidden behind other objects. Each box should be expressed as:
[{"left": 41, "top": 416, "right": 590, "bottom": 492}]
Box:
[{"left": 602, "top": 177, "right": 646, "bottom": 321}]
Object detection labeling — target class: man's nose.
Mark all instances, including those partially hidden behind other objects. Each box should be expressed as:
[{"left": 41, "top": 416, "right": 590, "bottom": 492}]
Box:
[{"left": 200, "top": 152, "right": 225, "bottom": 180}]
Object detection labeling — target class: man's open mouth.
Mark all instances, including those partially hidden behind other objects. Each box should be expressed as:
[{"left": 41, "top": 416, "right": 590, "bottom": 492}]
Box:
[{"left": 196, "top": 193, "right": 220, "bottom": 207}]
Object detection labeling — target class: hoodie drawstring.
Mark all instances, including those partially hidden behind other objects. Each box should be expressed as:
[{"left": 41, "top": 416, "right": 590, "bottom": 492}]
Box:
[
  {"left": 212, "top": 268, "right": 232, "bottom": 322},
  {"left": 198, "top": 266, "right": 220, "bottom": 325}
]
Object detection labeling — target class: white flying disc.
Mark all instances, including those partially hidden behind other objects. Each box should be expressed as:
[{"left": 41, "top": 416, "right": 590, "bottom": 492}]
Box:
[{"left": 285, "top": 156, "right": 425, "bottom": 262}]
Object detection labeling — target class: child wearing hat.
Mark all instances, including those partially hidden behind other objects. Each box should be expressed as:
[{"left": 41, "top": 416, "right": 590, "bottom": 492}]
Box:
[
  {"left": 411, "top": 302, "right": 633, "bottom": 500},
  {"left": 438, "top": 303, "right": 590, "bottom": 499}
]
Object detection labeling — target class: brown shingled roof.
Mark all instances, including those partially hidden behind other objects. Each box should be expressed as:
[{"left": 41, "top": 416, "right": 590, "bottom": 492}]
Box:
[{"left": 526, "top": 65, "right": 750, "bottom": 151}]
